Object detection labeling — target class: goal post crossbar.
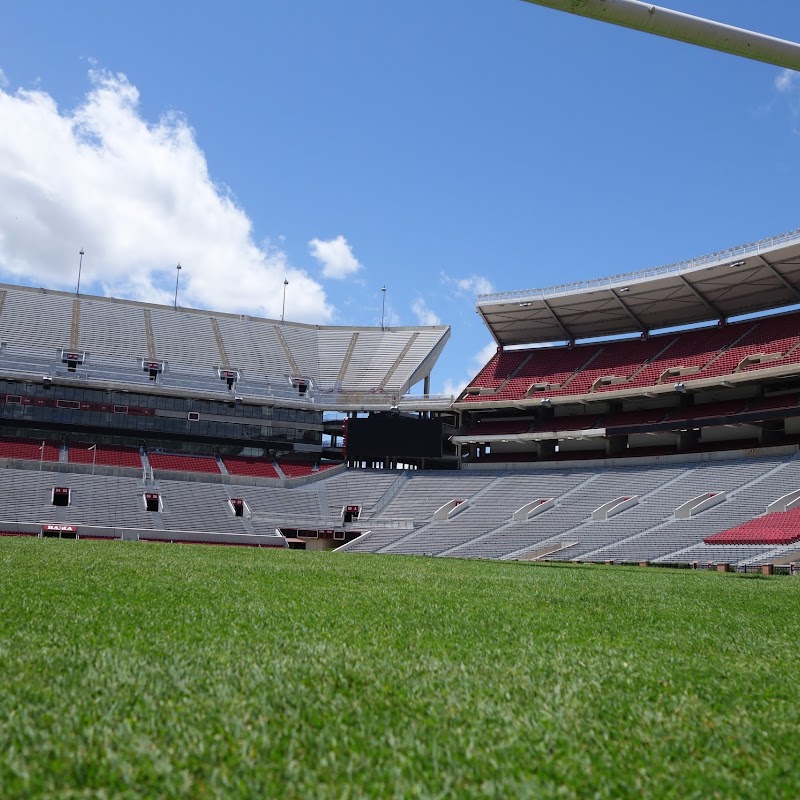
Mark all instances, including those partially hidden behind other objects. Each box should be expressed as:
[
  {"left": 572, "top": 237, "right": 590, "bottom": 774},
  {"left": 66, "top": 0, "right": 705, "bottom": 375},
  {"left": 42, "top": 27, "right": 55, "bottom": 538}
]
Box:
[{"left": 520, "top": 0, "right": 800, "bottom": 72}]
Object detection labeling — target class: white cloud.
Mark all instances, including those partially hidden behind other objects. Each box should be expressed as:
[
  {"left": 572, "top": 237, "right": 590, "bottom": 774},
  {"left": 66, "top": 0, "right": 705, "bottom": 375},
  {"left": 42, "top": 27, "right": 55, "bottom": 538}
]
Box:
[
  {"left": 441, "top": 340, "right": 497, "bottom": 397},
  {"left": 458, "top": 275, "right": 493, "bottom": 295},
  {"left": 776, "top": 69, "right": 798, "bottom": 93},
  {"left": 0, "top": 68, "right": 8, "bottom": 89},
  {"left": 441, "top": 272, "right": 494, "bottom": 297},
  {"left": 411, "top": 297, "right": 441, "bottom": 326},
  {"left": 0, "top": 69, "right": 332, "bottom": 322},
  {"left": 309, "top": 234, "right": 362, "bottom": 279}
]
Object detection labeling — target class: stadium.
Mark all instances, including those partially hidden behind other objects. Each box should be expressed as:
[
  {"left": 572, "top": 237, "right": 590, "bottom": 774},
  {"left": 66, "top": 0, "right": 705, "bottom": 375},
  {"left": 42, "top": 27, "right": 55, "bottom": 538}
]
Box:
[
  {"left": 2, "top": 226, "right": 800, "bottom": 570},
  {"left": 4, "top": 3, "right": 800, "bottom": 798},
  {"left": 5, "top": 227, "right": 800, "bottom": 797}
]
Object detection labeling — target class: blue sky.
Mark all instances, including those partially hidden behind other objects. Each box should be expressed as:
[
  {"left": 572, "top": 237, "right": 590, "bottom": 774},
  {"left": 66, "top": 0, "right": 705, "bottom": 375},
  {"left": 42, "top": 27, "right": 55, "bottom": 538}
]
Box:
[{"left": 1, "top": 1, "right": 799, "bottom": 395}]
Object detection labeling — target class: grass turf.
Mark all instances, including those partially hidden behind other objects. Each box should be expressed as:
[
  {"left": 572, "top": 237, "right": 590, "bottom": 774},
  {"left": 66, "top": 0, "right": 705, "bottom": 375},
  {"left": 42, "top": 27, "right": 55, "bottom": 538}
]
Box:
[{"left": 1, "top": 539, "right": 799, "bottom": 799}]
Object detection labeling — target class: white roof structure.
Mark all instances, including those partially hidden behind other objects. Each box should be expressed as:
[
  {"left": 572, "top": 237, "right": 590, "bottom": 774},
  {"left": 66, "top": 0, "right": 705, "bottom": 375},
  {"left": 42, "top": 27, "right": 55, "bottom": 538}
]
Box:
[{"left": 477, "top": 228, "right": 800, "bottom": 346}]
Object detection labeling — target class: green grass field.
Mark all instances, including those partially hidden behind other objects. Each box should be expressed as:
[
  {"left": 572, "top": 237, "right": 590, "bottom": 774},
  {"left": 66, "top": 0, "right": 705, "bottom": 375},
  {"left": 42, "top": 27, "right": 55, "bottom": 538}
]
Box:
[{"left": 2, "top": 539, "right": 799, "bottom": 799}]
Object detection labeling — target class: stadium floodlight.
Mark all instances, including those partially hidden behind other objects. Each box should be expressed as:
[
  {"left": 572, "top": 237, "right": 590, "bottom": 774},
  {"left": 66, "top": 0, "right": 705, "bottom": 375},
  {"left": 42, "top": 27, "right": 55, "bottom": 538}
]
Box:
[
  {"left": 281, "top": 278, "right": 289, "bottom": 323},
  {"left": 729, "top": 260, "right": 747, "bottom": 268},
  {"left": 381, "top": 286, "right": 387, "bottom": 330},
  {"left": 541, "top": 398, "right": 553, "bottom": 407},
  {"left": 174, "top": 263, "right": 182, "bottom": 310},
  {"left": 76, "top": 248, "right": 84, "bottom": 296},
  {"left": 674, "top": 382, "right": 687, "bottom": 394},
  {"left": 519, "top": 0, "right": 800, "bottom": 72}
]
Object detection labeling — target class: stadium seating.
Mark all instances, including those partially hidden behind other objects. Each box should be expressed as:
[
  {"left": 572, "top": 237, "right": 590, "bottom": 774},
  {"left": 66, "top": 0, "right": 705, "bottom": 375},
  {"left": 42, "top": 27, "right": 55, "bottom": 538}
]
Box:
[
  {"left": 340, "top": 451, "right": 800, "bottom": 566},
  {"left": 276, "top": 460, "right": 336, "bottom": 478},
  {"left": 148, "top": 453, "right": 221, "bottom": 474},
  {"left": 68, "top": 444, "right": 143, "bottom": 468},
  {"left": 704, "top": 510, "right": 800, "bottom": 545},
  {"left": 222, "top": 456, "right": 280, "bottom": 479},
  {"left": 467, "top": 349, "right": 531, "bottom": 391},
  {"left": 1, "top": 445, "right": 800, "bottom": 567},
  {"left": 461, "top": 310, "right": 800, "bottom": 402},
  {"left": 78, "top": 298, "right": 150, "bottom": 363},
  {"left": 0, "top": 437, "right": 60, "bottom": 462},
  {"left": 494, "top": 345, "right": 602, "bottom": 400},
  {"left": 0, "top": 286, "right": 448, "bottom": 399}
]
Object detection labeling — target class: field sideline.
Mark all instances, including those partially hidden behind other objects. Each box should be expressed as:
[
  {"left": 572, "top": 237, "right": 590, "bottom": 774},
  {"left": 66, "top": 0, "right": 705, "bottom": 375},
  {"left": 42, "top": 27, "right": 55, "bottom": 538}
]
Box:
[{"left": 1, "top": 539, "right": 799, "bottom": 799}]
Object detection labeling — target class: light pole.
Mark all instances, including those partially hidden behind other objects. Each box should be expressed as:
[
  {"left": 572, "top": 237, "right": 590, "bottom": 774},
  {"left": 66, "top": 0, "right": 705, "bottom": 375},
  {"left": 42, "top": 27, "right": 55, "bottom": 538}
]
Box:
[
  {"left": 76, "top": 248, "right": 84, "bottom": 295},
  {"left": 281, "top": 278, "right": 289, "bottom": 322},
  {"left": 381, "top": 286, "right": 387, "bottom": 330},
  {"left": 174, "top": 263, "right": 182, "bottom": 310}
]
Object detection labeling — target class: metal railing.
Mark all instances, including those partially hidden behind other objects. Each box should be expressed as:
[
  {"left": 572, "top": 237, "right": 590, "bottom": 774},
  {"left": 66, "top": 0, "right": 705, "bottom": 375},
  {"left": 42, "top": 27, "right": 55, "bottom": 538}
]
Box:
[
  {"left": 478, "top": 227, "right": 800, "bottom": 303},
  {"left": 250, "top": 514, "right": 413, "bottom": 531}
]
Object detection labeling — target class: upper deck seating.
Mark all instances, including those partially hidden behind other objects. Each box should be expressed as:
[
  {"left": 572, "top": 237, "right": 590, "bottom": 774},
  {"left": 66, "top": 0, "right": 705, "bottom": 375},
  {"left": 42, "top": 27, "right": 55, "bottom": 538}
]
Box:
[
  {"left": 565, "top": 337, "right": 671, "bottom": 395},
  {"left": 497, "top": 345, "right": 602, "bottom": 400},
  {"left": 149, "top": 309, "right": 221, "bottom": 376},
  {"left": 341, "top": 332, "right": 407, "bottom": 390},
  {"left": 0, "top": 290, "right": 73, "bottom": 354},
  {"left": 620, "top": 326, "right": 742, "bottom": 391},
  {"left": 721, "top": 314, "right": 800, "bottom": 376},
  {"left": 393, "top": 330, "right": 447, "bottom": 389},
  {"left": 467, "top": 350, "right": 532, "bottom": 392},
  {"left": 215, "top": 317, "right": 293, "bottom": 384},
  {"left": 78, "top": 299, "right": 149, "bottom": 363},
  {"left": 462, "top": 310, "right": 800, "bottom": 403}
]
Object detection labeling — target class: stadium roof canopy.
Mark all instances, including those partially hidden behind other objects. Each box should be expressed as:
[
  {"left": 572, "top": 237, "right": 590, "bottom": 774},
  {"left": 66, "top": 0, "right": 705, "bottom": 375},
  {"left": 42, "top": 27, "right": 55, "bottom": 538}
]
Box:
[{"left": 477, "top": 228, "right": 800, "bottom": 346}]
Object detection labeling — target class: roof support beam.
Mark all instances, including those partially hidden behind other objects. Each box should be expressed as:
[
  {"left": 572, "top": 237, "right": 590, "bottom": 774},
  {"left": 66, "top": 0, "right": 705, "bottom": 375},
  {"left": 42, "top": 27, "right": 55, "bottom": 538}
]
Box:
[
  {"left": 755, "top": 255, "right": 800, "bottom": 302},
  {"left": 609, "top": 290, "right": 647, "bottom": 334},
  {"left": 678, "top": 276, "right": 726, "bottom": 323},
  {"left": 541, "top": 299, "right": 573, "bottom": 343},
  {"left": 519, "top": 0, "right": 800, "bottom": 72}
]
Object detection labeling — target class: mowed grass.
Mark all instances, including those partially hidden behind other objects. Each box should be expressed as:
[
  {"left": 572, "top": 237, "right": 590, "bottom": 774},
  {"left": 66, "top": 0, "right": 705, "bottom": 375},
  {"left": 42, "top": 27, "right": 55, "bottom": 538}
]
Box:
[{"left": 1, "top": 540, "right": 800, "bottom": 799}]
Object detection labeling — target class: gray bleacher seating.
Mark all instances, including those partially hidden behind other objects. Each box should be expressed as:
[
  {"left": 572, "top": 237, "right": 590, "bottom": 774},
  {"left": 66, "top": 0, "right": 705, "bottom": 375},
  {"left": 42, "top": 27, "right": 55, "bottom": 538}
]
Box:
[
  {"left": 5, "top": 448, "right": 800, "bottom": 565},
  {"left": 0, "top": 284, "right": 449, "bottom": 399}
]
